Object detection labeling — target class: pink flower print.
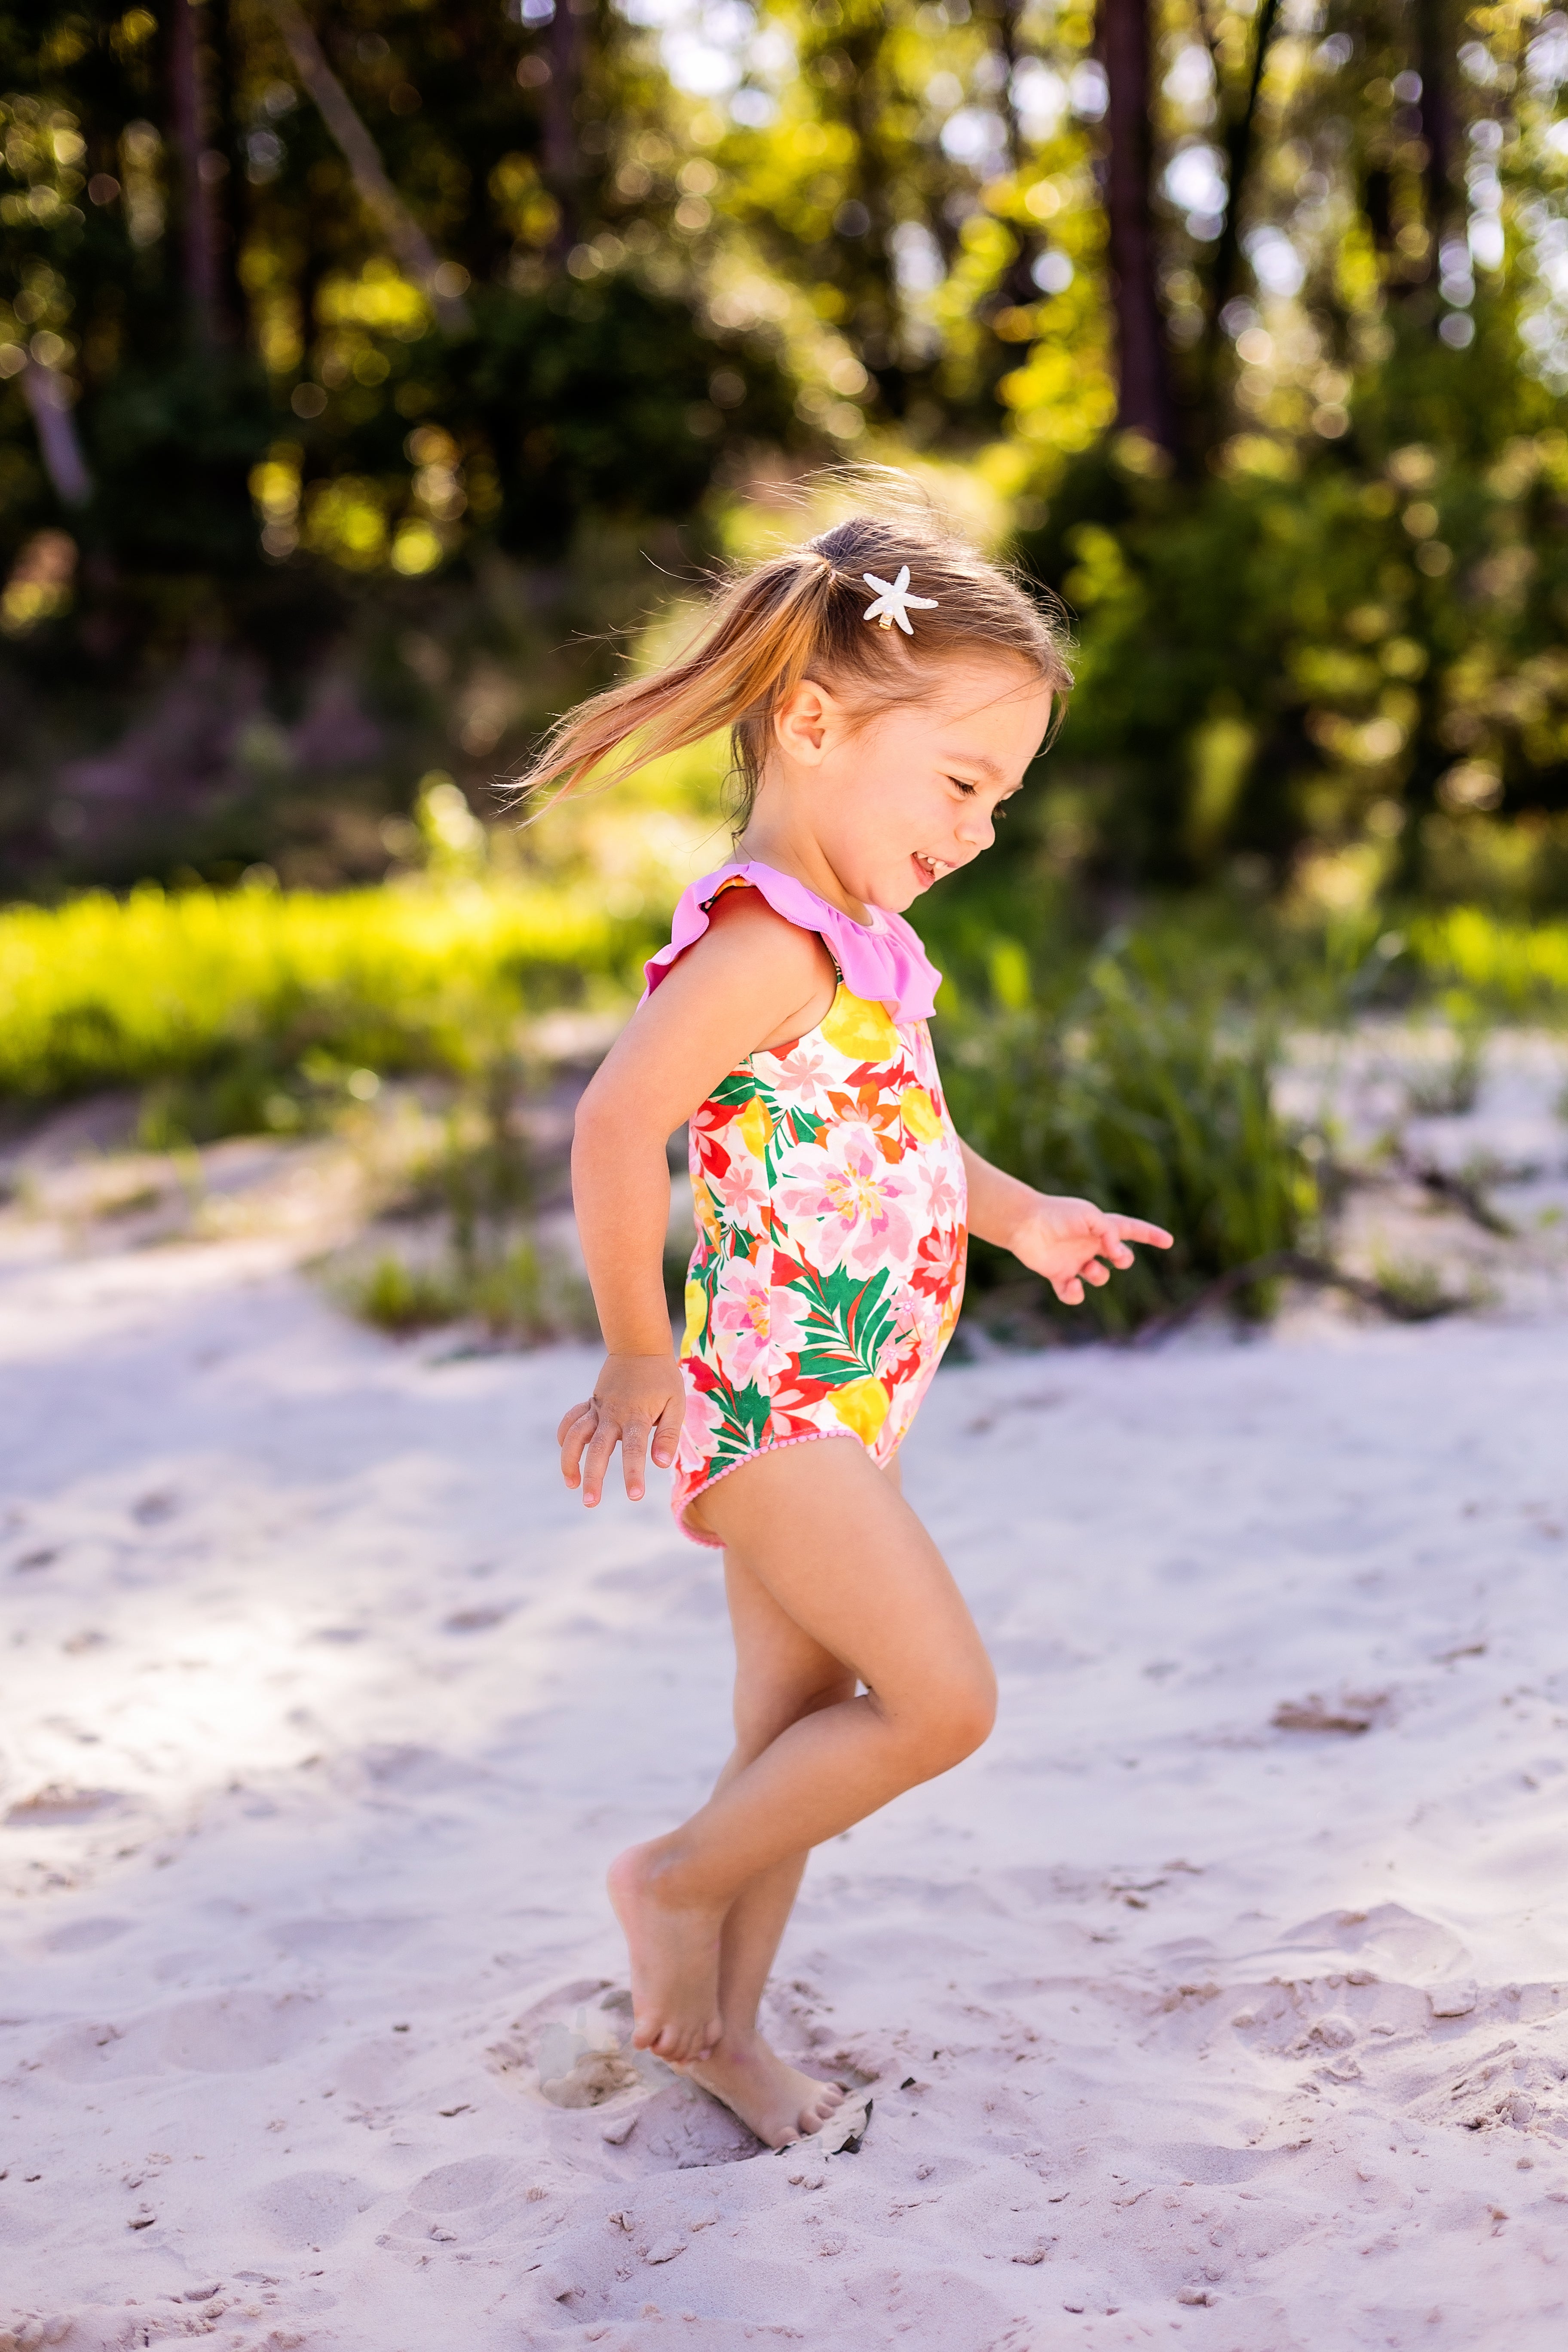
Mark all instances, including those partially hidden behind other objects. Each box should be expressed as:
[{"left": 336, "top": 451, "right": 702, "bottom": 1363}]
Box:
[
  {"left": 709, "top": 1253, "right": 779, "bottom": 1387},
  {"left": 710, "top": 1151, "right": 771, "bottom": 1232},
  {"left": 677, "top": 1380, "right": 727, "bottom": 1473},
  {"left": 764, "top": 1041, "right": 838, "bottom": 1116},
  {"left": 774, "top": 1122, "right": 916, "bottom": 1278},
  {"left": 911, "top": 1145, "right": 965, "bottom": 1229}
]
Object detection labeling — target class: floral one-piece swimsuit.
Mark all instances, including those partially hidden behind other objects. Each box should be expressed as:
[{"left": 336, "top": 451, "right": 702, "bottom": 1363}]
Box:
[{"left": 642, "top": 860, "right": 968, "bottom": 1547}]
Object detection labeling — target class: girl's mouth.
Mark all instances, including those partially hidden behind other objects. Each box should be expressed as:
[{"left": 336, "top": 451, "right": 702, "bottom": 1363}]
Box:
[{"left": 913, "top": 853, "right": 952, "bottom": 887}]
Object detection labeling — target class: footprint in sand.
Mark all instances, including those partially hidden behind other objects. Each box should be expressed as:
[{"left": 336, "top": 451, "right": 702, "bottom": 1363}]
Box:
[
  {"left": 36, "top": 1990, "right": 321, "bottom": 2083},
  {"left": 34, "top": 1915, "right": 132, "bottom": 1954},
  {"left": 406, "top": 2156, "right": 516, "bottom": 2212},
  {"left": 252, "top": 2169, "right": 378, "bottom": 2251},
  {"left": 377, "top": 2155, "right": 519, "bottom": 2251}
]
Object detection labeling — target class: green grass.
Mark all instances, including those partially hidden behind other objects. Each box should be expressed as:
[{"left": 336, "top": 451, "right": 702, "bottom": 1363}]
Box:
[
  {"left": 0, "top": 876, "right": 652, "bottom": 1112},
  {"left": 1406, "top": 908, "right": 1568, "bottom": 1017},
  {"left": 919, "top": 864, "right": 1568, "bottom": 1031},
  {"left": 331, "top": 1238, "right": 596, "bottom": 1344},
  {"left": 944, "top": 946, "right": 1320, "bottom": 1335}
]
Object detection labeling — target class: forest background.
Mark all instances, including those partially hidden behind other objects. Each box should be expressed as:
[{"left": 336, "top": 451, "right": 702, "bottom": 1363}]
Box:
[{"left": 2, "top": 0, "right": 1567, "bottom": 1334}]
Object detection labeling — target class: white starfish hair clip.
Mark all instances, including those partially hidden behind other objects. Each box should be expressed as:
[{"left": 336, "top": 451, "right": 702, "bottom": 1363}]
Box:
[{"left": 861, "top": 566, "right": 938, "bottom": 634}]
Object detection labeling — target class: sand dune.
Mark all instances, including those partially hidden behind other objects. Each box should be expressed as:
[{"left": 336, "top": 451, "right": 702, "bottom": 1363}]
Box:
[{"left": 3, "top": 1202, "right": 1568, "bottom": 2348}]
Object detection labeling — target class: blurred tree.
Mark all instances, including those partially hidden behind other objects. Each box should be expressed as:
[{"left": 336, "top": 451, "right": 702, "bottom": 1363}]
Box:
[
  {"left": 1, "top": 0, "right": 1565, "bottom": 910},
  {"left": 1100, "top": 0, "right": 1176, "bottom": 448},
  {"left": 0, "top": 0, "right": 798, "bottom": 888}
]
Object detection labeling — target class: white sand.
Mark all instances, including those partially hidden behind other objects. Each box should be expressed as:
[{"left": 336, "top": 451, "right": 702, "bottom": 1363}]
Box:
[{"left": 4, "top": 1200, "right": 1568, "bottom": 2346}]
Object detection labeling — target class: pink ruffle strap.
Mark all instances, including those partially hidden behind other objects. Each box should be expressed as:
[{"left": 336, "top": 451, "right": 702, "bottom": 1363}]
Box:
[{"left": 642, "top": 861, "right": 942, "bottom": 1025}]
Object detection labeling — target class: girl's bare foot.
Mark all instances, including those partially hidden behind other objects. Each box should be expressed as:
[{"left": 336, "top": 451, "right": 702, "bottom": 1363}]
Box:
[
  {"left": 679, "top": 2031, "right": 847, "bottom": 2149},
  {"left": 607, "top": 1843, "right": 725, "bottom": 2062}
]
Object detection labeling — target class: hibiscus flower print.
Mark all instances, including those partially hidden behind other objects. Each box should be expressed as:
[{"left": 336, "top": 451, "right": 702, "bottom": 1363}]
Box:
[
  {"left": 760, "top": 1039, "right": 838, "bottom": 1116},
  {"left": 910, "top": 1145, "right": 964, "bottom": 1229},
  {"left": 705, "top": 1151, "right": 770, "bottom": 1235},
  {"left": 709, "top": 1251, "right": 782, "bottom": 1387},
  {"left": 774, "top": 1121, "right": 917, "bottom": 1280}
]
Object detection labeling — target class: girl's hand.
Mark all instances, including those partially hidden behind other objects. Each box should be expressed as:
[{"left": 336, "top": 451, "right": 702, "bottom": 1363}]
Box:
[
  {"left": 1007, "top": 1193, "right": 1173, "bottom": 1307},
  {"left": 558, "top": 1354, "right": 687, "bottom": 1507}
]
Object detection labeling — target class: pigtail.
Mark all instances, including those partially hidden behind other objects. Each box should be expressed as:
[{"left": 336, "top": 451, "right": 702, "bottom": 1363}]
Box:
[
  {"left": 515, "top": 553, "right": 841, "bottom": 814},
  {"left": 512, "top": 473, "right": 1074, "bottom": 828}
]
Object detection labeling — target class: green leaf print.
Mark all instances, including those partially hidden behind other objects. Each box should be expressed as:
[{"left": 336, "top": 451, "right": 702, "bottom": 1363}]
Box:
[
  {"left": 786, "top": 1262, "right": 900, "bottom": 1388},
  {"left": 707, "top": 1375, "right": 773, "bottom": 1465},
  {"left": 707, "top": 1069, "right": 762, "bottom": 1115},
  {"left": 763, "top": 1105, "right": 825, "bottom": 1187}
]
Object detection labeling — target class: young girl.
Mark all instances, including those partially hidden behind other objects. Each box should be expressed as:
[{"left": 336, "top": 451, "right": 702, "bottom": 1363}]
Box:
[{"left": 542, "top": 491, "right": 1171, "bottom": 2150}]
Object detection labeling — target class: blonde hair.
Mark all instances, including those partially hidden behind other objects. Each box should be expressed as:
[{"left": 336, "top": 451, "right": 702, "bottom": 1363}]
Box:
[{"left": 516, "top": 474, "right": 1073, "bottom": 832}]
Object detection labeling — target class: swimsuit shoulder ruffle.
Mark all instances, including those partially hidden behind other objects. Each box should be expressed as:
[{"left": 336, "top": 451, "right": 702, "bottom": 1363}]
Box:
[{"left": 641, "top": 860, "right": 941, "bottom": 1026}]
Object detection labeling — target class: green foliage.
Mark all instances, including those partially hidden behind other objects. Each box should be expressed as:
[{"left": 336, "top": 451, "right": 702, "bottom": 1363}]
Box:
[
  {"left": 341, "top": 1251, "right": 461, "bottom": 1335},
  {"left": 334, "top": 1236, "right": 592, "bottom": 1346},
  {"left": 1012, "top": 413, "right": 1568, "bottom": 903},
  {"left": 0, "top": 1, "right": 795, "bottom": 695},
  {"left": 943, "top": 946, "right": 1318, "bottom": 1335},
  {"left": 459, "top": 279, "right": 795, "bottom": 558},
  {"left": 0, "top": 875, "right": 646, "bottom": 1102},
  {"left": 5, "top": 0, "right": 1568, "bottom": 920},
  {"left": 329, "top": 1052, "right": 596, "bottom": 1346},
  {"left": 1407, "top": 906, "right": 1568, "bottom": 1015}
]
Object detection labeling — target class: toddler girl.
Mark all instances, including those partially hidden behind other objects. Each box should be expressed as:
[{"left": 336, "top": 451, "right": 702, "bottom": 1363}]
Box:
[{"left": 542, "top": 489, "right": 1171, "bottom": 2149}]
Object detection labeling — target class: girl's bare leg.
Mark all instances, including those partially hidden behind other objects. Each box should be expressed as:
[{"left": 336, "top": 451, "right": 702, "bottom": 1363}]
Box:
[
  {"left": 608, "top": 1438, "right": 995, "bottom": 2068},
  {"left": 674, "top": 1552, "right": 854, "bottom": 2144},
  {"left": 701, "top": 1453, "right": 902, "bottom": 2074}
]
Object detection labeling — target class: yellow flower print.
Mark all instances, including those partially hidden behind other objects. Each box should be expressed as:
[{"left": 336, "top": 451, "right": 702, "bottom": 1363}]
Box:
[
  {"left": 830, "top": 1374, "right": 890, "bottom": 1444},
  {"left": 682, "top": 1279, "right": 709, "bottom": 1355},
  {"left": 819, "top": 987, "right": 899, "bottom": 1062},
  {"left": 900, "top": 1085, "right": 942, "bottom": 1145},
  {"left": 736, "top": 1093, "right": 774, "bottom": 1161}
]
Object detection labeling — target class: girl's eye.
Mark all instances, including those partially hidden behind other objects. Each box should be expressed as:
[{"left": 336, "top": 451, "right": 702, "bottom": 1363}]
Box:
[{"left": 948, "top": 777, "right": 976, "bottom": 797}]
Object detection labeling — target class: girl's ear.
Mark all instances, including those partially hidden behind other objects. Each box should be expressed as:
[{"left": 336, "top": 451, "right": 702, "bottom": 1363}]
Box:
[{"left": 772, "top": 677, "right": 836, "bottom": 765}]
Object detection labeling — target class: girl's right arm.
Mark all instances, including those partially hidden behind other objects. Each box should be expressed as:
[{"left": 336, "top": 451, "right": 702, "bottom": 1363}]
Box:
[{"left": 559, "top": 892, "right": 834, "bottom": 1509}]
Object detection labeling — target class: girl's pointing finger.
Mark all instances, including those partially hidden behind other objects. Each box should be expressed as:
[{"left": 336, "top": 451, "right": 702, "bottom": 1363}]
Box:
[{"left": 1113, "top": 1216, "right": 1174, "bottom": 1249}]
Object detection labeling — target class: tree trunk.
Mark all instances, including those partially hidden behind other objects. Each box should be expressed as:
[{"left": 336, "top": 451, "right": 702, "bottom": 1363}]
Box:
[
  {"left": 1099, "top": 0, "right": 1176, "bottom": 450},
  {"left": 165, "top": 0, "right": 228, "bottom": 344},
  {"left": 1417, "top": 0, "right": 1458, "bottom": 275},
  {"left": 207, "top": 0, "right": 250, "bottom": 340},
  {"left": 839, "top": 21, "right": 901, "bottom": 398},
  {"left": 264, "top": 0, "right": 473, "bottom": 335},
  {"left": 545, "top": 0, "right": 584, "bottom": 259},
  {"left": 1207, "top": 0, "right": 1280, "bottom": 333}
]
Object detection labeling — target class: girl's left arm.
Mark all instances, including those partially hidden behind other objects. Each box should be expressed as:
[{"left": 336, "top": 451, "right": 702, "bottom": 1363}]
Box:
[{"left": 958, "top": 1139, "right": 1173, "bottom": 1308}]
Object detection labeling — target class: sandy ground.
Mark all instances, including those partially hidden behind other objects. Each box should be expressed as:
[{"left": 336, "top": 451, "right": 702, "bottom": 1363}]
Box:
[{"left": 3, "top": 1041, "right": 1568, "bottom": 2352}]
